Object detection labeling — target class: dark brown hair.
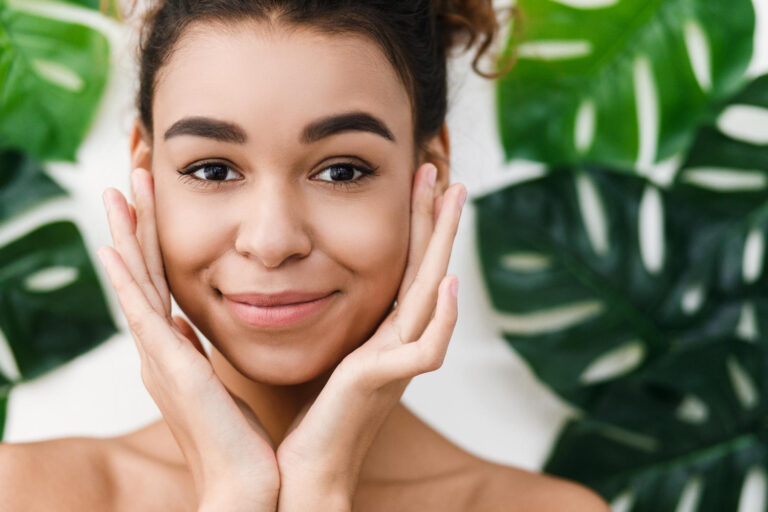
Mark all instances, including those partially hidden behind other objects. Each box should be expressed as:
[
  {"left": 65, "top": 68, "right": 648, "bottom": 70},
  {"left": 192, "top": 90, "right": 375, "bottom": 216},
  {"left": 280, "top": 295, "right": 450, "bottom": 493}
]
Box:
[{"left": 124, "top": 0, "right": 514, "bottom": 162}]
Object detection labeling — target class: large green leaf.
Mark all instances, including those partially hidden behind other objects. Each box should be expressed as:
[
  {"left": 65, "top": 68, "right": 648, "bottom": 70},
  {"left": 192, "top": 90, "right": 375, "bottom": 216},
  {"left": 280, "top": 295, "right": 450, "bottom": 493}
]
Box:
[
  {"left": 0, "top": 221, "right": 117, "bottom": 382},
  {"left": 496, "top": 0, "right": 754, "bottom": 171},
  {"left": 0, "top": 149, "right": 67, "bottom": 223},
  {"left": 477, "top": 74, "right": 768, "bottom": 508},
  {"left": 0, "top": 1, "right": 110, "bottom": 160}
]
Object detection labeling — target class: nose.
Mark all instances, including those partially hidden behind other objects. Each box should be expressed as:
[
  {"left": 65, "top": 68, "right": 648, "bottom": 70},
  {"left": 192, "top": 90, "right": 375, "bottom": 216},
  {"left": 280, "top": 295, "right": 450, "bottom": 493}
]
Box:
[{"left": 233, "top": 178, "right": 312, "bottom": 268}]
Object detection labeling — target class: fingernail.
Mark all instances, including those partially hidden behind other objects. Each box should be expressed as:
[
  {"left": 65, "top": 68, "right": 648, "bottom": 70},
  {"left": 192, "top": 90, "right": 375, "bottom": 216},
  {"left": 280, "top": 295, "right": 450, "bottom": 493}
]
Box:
[
  {"left": 426, "top": 165, "right": 437, "bottom": 187},
  {"left": 458, "top": 186, "right": 467, "bottom": 209},
  {"left": 450, "top": 277, "right": 459, "bottom": 298}
]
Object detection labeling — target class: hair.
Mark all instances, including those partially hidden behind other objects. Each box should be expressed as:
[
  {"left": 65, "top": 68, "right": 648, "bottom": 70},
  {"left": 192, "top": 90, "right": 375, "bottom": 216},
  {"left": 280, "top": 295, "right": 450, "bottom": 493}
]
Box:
[{"left": 121, "top": 0, "right": 516, "bottom": 163}]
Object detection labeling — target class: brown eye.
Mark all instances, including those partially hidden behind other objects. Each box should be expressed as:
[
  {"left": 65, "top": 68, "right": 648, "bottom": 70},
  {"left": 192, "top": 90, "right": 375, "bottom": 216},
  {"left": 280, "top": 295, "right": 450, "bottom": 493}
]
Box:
[
  {"left": 190, "top": 163, "right": 239, "bottom": 181},
  {"left": 313, "top": 163, "right": 375, "bottom": 185}
]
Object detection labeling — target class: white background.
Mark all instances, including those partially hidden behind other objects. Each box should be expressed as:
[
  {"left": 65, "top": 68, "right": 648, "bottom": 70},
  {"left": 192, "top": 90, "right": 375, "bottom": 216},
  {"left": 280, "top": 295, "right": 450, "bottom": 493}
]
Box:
[{"left": 3, "top": 0, "right": 767, "bottom": 496}]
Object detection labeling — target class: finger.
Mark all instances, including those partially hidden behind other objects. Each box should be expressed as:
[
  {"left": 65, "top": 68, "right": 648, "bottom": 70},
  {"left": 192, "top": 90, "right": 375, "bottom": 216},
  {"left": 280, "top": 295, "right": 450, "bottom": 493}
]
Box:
[
  {"left": 103, "top": 187, "right": 167, "bottom": 315},
  {"left": 397, "top": 163, "right": 437, "bottom": 305},
  {"left": 378, "top": 275, "right": 458, "bottom": 381},
  {"left": 127, "top": 203, "right": 137, "bottom": 233},
  {"left": 173, "top": 315, "right": 206, "bottom": 358},
  {"left": 434, "top": 192, "right": 444, "bottom": 225},
  {"left": 394, "top": 183, "right": 466, "bottom": 342},
  {"left": 97, "top": 245, "right": 179, "bottom": 361},
  {"left": 132, "top": 168, "right": 171, "bottom": 314}
]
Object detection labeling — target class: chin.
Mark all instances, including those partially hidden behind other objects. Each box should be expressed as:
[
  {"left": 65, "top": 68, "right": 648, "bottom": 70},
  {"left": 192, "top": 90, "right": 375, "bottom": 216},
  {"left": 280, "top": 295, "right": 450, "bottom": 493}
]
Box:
[{"left": 225, "top": 341, "right": 344, "bottom": 386}]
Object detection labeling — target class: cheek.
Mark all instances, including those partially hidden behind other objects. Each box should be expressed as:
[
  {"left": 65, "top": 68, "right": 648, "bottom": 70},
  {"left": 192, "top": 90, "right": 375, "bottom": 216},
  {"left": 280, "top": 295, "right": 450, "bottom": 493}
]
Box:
[{"left": 153, "top": 183, "right": 235, "bottom": 297}]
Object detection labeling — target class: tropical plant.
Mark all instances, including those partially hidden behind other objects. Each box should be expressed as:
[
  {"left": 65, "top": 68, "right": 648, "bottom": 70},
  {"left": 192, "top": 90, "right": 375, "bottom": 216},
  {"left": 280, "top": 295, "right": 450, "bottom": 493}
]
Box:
[
  {"left": 481, "top": 0, "right": 767, "bottom": 509},
  {"left": 0, "top": 0, "right": 118, "bottom": 438}
]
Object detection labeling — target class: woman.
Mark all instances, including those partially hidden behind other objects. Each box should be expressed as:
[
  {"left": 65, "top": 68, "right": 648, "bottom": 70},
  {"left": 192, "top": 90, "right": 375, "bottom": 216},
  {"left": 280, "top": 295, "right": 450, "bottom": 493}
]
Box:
[{"left": 1, "top": 1, "right": 610, "bottom": 510}]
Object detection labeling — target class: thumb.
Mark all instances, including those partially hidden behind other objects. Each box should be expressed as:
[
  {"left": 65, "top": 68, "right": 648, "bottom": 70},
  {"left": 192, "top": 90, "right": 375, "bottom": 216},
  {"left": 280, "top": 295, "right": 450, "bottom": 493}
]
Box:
[{"left": 172, "top": 315, "right": 206, "bottom": 357}]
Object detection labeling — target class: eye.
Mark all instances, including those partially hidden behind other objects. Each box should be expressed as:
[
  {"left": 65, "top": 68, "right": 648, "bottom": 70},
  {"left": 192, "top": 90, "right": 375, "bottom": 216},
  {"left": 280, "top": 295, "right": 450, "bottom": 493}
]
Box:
[
  {"left": 312, "top": 162, "right": 379, "bottom": 189},
  {"left": 179, "top": 161, "right": 242, "bottom": 182}
]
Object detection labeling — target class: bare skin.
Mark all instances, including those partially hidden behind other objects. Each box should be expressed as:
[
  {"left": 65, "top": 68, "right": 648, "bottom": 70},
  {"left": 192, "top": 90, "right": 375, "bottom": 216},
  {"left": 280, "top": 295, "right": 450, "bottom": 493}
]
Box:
[{"left": 0, "top": 19, "right": 610, "bottom": 512}]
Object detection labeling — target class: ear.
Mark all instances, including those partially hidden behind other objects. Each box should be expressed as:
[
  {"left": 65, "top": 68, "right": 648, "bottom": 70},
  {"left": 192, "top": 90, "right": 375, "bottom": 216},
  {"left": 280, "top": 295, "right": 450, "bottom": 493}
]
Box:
[
  {"left": 418, "top": 121, "right": 450, "bottom": 193},
  {"left": 129, "top": 116, "right": 152, "bottom": 171}
]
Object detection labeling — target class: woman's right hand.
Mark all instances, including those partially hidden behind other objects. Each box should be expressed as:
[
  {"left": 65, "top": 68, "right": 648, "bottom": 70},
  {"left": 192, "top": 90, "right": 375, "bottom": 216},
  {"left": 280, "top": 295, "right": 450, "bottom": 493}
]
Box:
[{"left": 98, "top": 168, "right": 279, "bottom": 512}]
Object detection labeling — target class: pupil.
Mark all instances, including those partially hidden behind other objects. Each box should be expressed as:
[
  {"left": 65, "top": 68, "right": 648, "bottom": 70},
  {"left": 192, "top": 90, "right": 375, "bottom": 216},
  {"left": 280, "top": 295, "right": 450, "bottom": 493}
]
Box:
[
  {"left": 330, "top": 165, "right": 353, "bottom": 181},
  {"left": 204, "top": 165, "right": 228, "bottom": 180}
]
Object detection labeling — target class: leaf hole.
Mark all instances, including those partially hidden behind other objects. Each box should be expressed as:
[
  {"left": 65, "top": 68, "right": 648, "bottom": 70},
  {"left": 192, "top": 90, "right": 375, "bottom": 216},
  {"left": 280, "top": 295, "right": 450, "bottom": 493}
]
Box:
[
  {"left": 683, "top": 20, "right": 712, "bottom": 93},
  {"left": 738, "top": 465, "right": 767, "bottom": 512},
  {"left": 717, "top": 105, "right": 768, "bottom": 145},
  {"left": 726, "top": 355, "right": 759, "bottom": 410},
  {"left": 24, "top": 266, "right": 79, "bottom": 293},
  {"left": 574, "top": 98, "right": 596, "bottom": 154},
  {"left": 674, "top": 474, "right": 704, "bottom": 512},
  {"left": 638, "top": 185, "right": 665, "bottom": 275},
  {"left": 579, "top": 340, "right": 645, "bottom": 384},
  {"left": 675, "top": 393, "right": 709, "bottom": 424},
  {"left": 742, "top": 228, "right": 765, "bottom": 284},
  {"left": 575, "top": 171, "right": 609, "bottom": 256},
  {"left": 681, "top": 168, "right": 768, "bottom": 191},
  {"left": 634, "top": 55, "right": 659, "bottom": 171},
  {"left": 516, "top": 40, "right": 592, "bottom": 60},
  {"left": 500, "top": 252, "right": 552, "bottom": 272}
]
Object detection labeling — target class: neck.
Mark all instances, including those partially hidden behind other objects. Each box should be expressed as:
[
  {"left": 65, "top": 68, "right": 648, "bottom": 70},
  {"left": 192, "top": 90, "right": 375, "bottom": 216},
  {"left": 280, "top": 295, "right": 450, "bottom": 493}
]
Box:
[{"left": 208, "top": 344, "right": 333, "bottom": 445}]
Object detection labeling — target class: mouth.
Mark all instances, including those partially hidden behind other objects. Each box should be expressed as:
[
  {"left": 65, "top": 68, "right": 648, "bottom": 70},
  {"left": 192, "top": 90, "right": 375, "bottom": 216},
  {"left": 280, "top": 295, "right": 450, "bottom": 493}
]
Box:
[{"left": 221, "top": 290, "right": 338, "bottom": 328}]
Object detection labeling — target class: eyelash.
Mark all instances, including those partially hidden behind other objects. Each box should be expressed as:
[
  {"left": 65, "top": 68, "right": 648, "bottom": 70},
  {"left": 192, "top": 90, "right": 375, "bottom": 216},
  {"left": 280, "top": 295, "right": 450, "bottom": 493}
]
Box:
[{"left": 176, "top": 159, "right": 380, "bottom": 191}]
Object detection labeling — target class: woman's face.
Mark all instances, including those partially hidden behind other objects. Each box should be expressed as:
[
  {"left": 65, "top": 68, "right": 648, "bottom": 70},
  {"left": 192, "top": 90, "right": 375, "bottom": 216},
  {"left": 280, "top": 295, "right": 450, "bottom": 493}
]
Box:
[{"left": 140, "top": 21, "right": 429, "bottom": 385}]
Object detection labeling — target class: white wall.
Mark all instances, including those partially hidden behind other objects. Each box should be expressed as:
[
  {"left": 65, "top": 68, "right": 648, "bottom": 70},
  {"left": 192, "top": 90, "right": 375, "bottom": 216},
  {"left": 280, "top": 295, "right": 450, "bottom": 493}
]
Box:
[{"left": 4, "top": 0, "right": 768, "bottom": 480}]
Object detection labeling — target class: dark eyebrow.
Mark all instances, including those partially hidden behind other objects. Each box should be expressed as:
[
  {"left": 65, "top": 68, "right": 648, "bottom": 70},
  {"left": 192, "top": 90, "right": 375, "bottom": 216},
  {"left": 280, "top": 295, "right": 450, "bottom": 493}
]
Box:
[
  {"left": 164, "top": 117, "right": 247, "bottom": 144},
  {"left": 301, "top": 111, "right": 396, "bottom": 144},
  {"left": 163, "top": 111, "right": 396, "bottom": 145}
]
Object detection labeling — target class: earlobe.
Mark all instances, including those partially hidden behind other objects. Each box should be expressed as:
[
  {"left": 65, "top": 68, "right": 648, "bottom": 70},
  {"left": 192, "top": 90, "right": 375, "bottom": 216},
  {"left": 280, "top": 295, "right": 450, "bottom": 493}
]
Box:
[{"left": 129, "top": 117, "right": 152, "bottom": 171}]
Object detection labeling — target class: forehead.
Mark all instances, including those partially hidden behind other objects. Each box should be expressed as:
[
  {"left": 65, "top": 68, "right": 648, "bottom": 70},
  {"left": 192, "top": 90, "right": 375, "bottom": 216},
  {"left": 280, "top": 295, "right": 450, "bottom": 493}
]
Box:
[{"left": 152, "top": 20, "right": 412, "bottom": 145}]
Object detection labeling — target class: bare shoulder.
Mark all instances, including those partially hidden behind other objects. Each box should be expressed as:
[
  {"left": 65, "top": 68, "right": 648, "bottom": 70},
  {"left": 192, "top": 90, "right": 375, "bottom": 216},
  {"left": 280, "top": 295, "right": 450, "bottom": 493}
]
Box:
[
  {"left": 469, "top": 460, "right": 611, "bottom": 512},
  {"left": 0, "top": 436, "right": 113, "bottom": 511}
]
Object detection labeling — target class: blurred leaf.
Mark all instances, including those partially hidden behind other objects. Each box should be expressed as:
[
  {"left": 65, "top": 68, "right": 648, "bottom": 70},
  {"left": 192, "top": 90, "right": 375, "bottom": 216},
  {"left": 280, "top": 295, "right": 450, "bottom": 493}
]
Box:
[
  {"left": 0, "top": 2, "right": 110, "bottom": 160},
  {"left": 496, "top": 0, "right": 754, "bottom": 170},
  {"left": 0, "top": 374, "right": 8, "bottom": 440},
  {"left": 60, "top": 0, "right": 122, "bottom": 19},
  {"left": 477, "top": 74, "right": 768, "bottom": 508},
  {"left": 0, "top": 221, "right": 117, "bottom": 382},
  {"left": 0, "top": 149, "right": 67, "bottom": 223}
]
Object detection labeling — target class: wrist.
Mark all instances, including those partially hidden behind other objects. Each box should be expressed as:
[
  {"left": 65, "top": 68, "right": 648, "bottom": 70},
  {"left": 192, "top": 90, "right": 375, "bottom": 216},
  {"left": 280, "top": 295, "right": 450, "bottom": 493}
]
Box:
[
  {"left": 277, "top": 483, "right": 352, "bottom": 512},
  {"left": 199, "top": 483, "right": 280, "bottom": 512}
]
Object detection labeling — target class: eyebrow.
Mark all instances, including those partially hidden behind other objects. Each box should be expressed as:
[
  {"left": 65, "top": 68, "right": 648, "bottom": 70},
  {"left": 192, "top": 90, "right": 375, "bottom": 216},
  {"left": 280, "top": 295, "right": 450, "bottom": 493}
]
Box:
[{"left": 163, "top": 111, "right": 396, "bottom": 144}]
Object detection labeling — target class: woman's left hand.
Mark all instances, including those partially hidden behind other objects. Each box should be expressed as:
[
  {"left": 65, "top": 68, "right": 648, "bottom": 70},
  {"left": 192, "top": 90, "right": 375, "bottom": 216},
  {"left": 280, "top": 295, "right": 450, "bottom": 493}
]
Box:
[{"left": 274, "top": 163, "right": 467, "bottom": 511}]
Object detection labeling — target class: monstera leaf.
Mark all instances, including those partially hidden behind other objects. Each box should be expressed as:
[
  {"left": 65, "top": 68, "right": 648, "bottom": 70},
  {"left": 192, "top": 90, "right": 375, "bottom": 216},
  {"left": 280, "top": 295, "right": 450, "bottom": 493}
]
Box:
[
  {"left": 477, "top": 75, "right": 768, "bottom": 509},
  {"left": 0, "top": 220, "right": 117, "bottom": 384},
  {"left": 496, "top": 0, "right": 754, "bottom": 170},
  {"left": 0, "top": 149, "right": 66, "bottom": 222},
  {"left": 0, "top": 0, "right": 110, "bottom": 160}
]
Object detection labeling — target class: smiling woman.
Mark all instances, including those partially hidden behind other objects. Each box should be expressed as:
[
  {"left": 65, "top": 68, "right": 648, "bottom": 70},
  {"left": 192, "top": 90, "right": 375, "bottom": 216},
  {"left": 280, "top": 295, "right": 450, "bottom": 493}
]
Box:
[{"left": 0, "top": 1, "right": 610, "bottom": 511}]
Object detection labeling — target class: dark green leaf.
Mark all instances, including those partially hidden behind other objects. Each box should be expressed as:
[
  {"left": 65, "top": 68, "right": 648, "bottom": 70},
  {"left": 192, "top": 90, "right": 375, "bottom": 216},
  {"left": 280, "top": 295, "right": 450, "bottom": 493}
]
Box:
[
  {"left": 496, "top": 0, "right": 754, "bottom": 170},
  {"left": 0, "top": 3, "right": 110, "bottom": 160},
  {"left": 0, "top": 373, "right": 8, "bottom": 440},
  {"left": 0, "top": 221, "right": 117, "bottom": 381},
  {"left": 478, "top": 74, "right": 768, "bottom": 509},
  {"left": 0, "top": 149, "right": 67, "bottom": 223}
]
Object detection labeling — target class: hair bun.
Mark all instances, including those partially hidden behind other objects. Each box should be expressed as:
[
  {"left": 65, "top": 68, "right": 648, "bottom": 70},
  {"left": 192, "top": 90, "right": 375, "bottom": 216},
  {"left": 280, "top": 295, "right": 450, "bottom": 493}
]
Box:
[{"left": 434, "top": 0, "right": 513, "bottom": 79}]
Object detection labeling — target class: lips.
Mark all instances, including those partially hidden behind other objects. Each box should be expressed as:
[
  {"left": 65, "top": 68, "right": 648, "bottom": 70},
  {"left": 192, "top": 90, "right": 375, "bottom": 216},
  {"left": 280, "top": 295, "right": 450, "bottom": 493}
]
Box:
[
  {"left": 224, "top": 290, "right": 336, "bottom": 307},
  {"left": 221, "top": 289, "right": 338, "bottom": 328}
]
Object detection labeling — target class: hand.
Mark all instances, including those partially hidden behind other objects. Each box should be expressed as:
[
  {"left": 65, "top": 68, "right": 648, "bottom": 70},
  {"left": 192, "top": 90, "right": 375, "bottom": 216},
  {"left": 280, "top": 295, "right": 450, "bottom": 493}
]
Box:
[
  {"left": 275, "top": 163, "right": 465, "bottom": 510},
  {"left": 98, "top": 168, "right": 280, "bottom": 512}
]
